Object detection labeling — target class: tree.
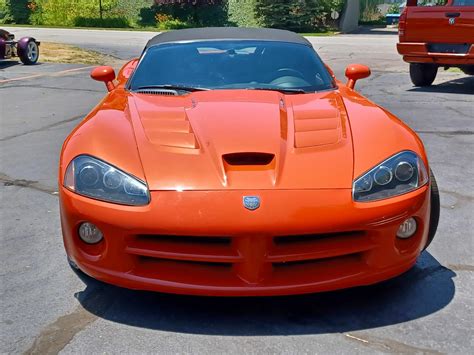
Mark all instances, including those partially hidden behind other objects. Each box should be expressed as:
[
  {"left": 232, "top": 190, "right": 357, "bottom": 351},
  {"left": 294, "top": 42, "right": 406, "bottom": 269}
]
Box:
[
  {"left": 4, "top": 0, "right": 30, "bottom": 24},
  {"left": 254, "top": 0, "right": 323, "bottom": 31}
]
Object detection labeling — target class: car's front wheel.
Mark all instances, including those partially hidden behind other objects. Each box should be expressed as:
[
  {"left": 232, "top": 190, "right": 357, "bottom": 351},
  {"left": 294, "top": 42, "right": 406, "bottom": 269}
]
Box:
[
  {"left": 19, "top": 39, "right": 39, "bottom": 65},
  {"left": 424, "top": 170, "right": 440, "bottom": 250},
  {"left": 410, "top": 63, "right": 437, "bottom": 87}
]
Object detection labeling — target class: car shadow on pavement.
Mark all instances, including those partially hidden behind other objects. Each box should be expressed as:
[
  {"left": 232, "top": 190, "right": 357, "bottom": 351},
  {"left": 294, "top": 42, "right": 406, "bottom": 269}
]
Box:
[
  {"left": 408, "top": 76, "right": 474, "bottom": 95},
  {"left": 0, "top": 61, "right": 21, "bottom": 69},
  {"left": 74, "top": 251, "right": 456, "bottom": 335}
]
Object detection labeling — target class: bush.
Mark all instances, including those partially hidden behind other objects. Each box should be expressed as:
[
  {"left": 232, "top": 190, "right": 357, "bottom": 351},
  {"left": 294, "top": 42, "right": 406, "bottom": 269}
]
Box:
[
  {"left": 227, "top": 0, "right": 258, "bottom": 27},
  {"left": 387, "top": 3, "right": 400, "bottom": 14},
  {"left": 0, "top": 0, "right": 7, "bottom": 23},
  {"left": 74, "top": 16, "right": 130, "bottom": 28},
  {"left": 111, "top": 0, "right": 153, "bottom": 26},
  {"left": 155, "top": 13, "right": 189, "bottom": 29},
  {"left": 153, "top": 0, "right": 228, "bottom": 27},
  {"left": 30, "top": 0, "right": 134, "bottom": 27}
]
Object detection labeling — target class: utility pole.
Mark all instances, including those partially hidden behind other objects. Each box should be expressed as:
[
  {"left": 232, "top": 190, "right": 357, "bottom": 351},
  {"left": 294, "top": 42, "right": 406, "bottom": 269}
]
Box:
[{"left": 99, "top": 0, "right": 103, "bottom": 20}]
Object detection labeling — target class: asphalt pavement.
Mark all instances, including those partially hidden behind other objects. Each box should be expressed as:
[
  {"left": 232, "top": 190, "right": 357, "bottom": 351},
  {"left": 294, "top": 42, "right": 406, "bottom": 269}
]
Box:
[{"left": 0, "top": 27, "right": 473, "bottom": 354}]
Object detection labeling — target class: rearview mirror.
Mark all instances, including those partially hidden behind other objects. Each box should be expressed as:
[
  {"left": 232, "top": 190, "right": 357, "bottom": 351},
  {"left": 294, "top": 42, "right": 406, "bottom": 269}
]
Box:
[
  {"left": 345, "top": 64, "right": 371, "bottom": 89},
  {"left": 91, "top": 66, "right": 116, "bottom": 91}
]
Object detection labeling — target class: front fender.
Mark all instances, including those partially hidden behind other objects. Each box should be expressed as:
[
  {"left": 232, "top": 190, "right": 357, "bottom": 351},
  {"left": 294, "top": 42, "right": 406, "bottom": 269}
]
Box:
[{"left": 17, "top": 37, "right": 40, "bottom": 57}]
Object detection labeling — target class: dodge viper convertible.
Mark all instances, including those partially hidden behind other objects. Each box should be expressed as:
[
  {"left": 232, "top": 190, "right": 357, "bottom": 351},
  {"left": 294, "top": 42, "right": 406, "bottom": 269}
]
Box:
[{"left": 59, "top": 28, "right": 440, "bottom": 296}]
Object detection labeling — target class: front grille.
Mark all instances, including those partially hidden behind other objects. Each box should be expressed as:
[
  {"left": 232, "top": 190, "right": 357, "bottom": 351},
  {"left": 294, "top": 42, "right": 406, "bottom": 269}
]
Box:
[
  {"left": 126, "top": 231, "right": 374, "bottom": 285},
  {"left": 126, "top": 235, "right": 239, "bottom": 263}
]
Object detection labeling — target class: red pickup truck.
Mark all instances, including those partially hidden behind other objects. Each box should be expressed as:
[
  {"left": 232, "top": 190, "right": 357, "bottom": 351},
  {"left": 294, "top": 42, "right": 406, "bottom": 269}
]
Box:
[{"left": 397, "top": 0, "right": 474, "bottom": 86}]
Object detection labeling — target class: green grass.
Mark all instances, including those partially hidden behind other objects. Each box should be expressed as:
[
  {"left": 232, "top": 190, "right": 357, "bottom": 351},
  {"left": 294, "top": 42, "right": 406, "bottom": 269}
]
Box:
[
  {"left": 301, "top": 30, "right": 338, "bottom": 36},
  {"left": 446, "top": 67, "right": 462, "bottom": 73}
]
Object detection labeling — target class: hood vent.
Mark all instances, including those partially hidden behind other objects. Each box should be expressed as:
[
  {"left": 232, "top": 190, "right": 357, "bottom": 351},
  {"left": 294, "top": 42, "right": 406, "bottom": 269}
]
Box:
[
  {"left": 223, "top": 152, "right": 275, "bottom": 166},
  {"left": 135, "top": 89, "right": 178, "bottom": 96}
]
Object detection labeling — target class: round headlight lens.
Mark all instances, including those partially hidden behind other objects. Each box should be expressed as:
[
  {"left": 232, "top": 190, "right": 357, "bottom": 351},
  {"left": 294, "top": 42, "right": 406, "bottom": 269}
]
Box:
[
  {"left": 373, "top": 166, "right": 393, "bottom": 186},
  {"left": 78, "top": 222, "right": 103, "bottom": 244},
  {"left": 395, "top": 161, "right": 415, "bottom": 182},
  {"left": 103, "top": 169, "right": 122, "bottom": 189},
  {"left": 79, "top": 164, "right": 100, "bottom": 187}
]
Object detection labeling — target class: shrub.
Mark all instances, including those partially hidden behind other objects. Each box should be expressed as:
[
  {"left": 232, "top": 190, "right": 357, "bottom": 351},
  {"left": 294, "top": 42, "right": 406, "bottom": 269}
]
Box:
[
  {"left": 387, "top": 3, "right": 401, "bottom": 14},
  {"left": 155, "top": 12, "right": 189, "bottom": 29},
  {"left": 228, "top": 0, "right": 258, "bottom": 27},
  {"left": 111, "top": 0, "right": 153, "bottom": 26},
  {"left": 74, "top": 16, "right": 130, "bottom": 28},
  {"left": 153, "top": 0, "right": 228, "bottom": 27},
  {"left": 0, "top": 0, "right": 8, "bottom": 23}
]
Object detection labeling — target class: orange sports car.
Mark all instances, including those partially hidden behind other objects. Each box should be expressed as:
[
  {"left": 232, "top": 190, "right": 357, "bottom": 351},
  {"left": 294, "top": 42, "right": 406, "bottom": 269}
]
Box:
[{"left": 59, "top": 28, "right": 440, "bottom": 296}]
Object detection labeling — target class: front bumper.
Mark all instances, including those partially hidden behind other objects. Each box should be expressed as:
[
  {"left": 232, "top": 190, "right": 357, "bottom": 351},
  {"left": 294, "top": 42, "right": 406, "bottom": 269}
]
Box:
[
  {"left": 60, "top": 187, "right": 430, "bottom": 296},
  {"left": 397, "top": 42, "right": 474, "bottom": 65}
]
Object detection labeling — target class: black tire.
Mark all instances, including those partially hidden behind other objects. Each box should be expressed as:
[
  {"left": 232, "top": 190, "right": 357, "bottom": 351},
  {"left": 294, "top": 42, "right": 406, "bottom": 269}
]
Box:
[
  {"left": 424, "top": 170, "right": 440, "bottom": 250},
  {"left": 67, "top": 256, "right": 80, "bottom": 271},
  {"left": 19, "top": 39, "right": 39, "bottom": 65},
  {"left": 409, "top": 63, "right": 437, "bottom": 87},
  {"left": 461, "top": 65, "right": 474, "bottom": 76}
]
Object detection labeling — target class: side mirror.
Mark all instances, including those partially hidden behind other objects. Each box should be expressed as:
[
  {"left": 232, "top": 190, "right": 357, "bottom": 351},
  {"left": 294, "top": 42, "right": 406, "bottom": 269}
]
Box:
[
  {"left": 345, "top": 64, "right": 371, "bottom": 89},
  {"left": 91, "top": 66, "right": 116, "bottom": 91}
]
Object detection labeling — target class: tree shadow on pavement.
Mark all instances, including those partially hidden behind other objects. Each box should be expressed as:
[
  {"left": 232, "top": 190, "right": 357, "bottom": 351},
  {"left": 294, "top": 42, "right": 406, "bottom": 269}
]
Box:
[
  {"left": 408, "top": 76, "right": 474, "bottom": 95},
  {"left": 74, "top": 251, "right": 456, "bottom": 335},
  {"left": 349, "top": 26, "right": 398, "bottom": 36}
]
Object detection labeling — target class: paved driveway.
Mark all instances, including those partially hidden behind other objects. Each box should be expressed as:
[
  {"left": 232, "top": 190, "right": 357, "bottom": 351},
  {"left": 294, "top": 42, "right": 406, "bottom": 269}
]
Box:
[{"left": 1, "top": 27, "right": 473, "bottom": 354}]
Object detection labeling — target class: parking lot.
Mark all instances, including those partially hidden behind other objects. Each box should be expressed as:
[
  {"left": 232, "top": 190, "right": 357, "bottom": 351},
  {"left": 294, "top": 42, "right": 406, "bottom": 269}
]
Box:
[{"left": 1, "top": 27, "right": 473, "bottom": 354}]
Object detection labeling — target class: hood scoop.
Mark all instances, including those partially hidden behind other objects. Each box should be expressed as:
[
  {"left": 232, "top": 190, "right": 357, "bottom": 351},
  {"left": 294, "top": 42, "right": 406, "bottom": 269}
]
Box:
[
  {"left": 135, "top": 89, "right": 179, "bottom": 96},
  {"left": 223, "top": 152, "right": 275, "bottom": 166}
]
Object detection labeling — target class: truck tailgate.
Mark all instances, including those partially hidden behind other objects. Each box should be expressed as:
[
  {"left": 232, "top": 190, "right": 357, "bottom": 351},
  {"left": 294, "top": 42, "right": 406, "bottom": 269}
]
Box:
[{"left": 404, "top": 5, "right": 474, "bottom": 44}]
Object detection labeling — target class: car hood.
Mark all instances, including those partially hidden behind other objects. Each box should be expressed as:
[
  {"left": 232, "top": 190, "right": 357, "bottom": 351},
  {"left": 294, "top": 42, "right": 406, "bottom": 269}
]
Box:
[{"left": 128, "top": 90, "right": 354, "bottom": 191}]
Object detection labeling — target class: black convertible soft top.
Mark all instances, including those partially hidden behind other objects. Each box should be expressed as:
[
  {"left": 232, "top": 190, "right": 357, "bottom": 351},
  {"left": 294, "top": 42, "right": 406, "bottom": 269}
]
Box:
[{"left": 145, "top": 27, "right": 312, "bottom": 48}]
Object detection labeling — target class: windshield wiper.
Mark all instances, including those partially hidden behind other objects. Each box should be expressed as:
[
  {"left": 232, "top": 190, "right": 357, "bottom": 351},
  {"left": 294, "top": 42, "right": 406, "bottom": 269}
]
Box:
[
  {"left": 247, "top": 87, "right": 307, "bottom": 94},
  {"left": 133, "top": 84, "right": 210, "bottom": 92}
]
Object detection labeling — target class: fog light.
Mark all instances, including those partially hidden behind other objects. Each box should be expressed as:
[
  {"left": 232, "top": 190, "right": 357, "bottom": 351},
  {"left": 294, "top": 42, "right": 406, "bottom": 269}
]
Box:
[
  {"left": 78, "top": 222, "right": 103, "bottom": 244},
  {"left": 397, "top": 218, "right": 417, "bottom": 239}
]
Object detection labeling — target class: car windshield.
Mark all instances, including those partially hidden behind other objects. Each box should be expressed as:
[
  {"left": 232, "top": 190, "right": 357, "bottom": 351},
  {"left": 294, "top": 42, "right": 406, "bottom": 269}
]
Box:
[{"left": 128, "top": 40, "right": 336, "bottom": 93}]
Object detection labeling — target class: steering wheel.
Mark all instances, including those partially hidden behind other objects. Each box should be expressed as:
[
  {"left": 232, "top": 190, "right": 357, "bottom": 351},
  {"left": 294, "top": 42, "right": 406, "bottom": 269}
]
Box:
[{"left": 276, "top": 68, "right": 305, "bottom": 79}]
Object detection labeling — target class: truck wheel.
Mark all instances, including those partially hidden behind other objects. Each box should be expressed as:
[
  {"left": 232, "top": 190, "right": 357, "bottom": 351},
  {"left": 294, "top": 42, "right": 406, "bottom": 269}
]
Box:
[
  {"left": 461, "top": 65, "right": 474, "bottom": 76},
  {"left": 410, "top": 63, "right": 437, "bottom": 87},
  {"left": 18, "top": 39, "right": 39, "bottom": 65},
  {"left": 424, "top": 170, "right": 440, "bottom": 250}
]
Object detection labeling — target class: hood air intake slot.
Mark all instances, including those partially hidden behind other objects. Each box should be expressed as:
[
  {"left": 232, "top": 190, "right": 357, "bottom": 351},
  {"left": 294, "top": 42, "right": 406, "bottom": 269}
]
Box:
[
  {"left": 135, "top": 89, "right": 178, "bottom": 96},
  {"left": 223, "top": 153, "right": 274, "bottom": 166}
]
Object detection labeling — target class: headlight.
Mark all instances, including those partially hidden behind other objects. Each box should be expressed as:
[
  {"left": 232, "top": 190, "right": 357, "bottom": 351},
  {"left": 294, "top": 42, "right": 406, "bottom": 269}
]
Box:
[
  {"left": 64, "top": 155, "right": 150, "bottom": 206},
  {"left": 353, "top": 151, "right": 428, "bottom": 202}
]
